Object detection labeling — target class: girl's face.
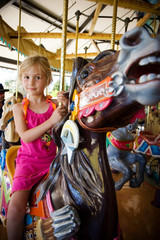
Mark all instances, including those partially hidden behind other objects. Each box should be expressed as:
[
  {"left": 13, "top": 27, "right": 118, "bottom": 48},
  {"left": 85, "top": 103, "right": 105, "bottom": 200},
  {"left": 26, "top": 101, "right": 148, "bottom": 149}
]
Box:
[{"left": 22, "top": 64, "right": 48, "bottom": 96}]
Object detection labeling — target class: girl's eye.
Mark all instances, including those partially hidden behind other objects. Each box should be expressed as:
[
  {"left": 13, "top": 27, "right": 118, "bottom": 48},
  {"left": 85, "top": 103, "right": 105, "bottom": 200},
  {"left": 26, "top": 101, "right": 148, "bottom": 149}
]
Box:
[
  {"left": 36, "top": 76, "right": 41, "bottom": 80},
  {"left": 24, "top": 76, "right": 29, "bottom": 79}
]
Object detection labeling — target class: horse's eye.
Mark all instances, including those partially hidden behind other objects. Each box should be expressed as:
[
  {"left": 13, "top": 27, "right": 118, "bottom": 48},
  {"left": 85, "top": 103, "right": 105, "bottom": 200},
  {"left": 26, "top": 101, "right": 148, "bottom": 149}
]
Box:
[{"left": 80, "top": 69, "right": 89, "bottom": 79}]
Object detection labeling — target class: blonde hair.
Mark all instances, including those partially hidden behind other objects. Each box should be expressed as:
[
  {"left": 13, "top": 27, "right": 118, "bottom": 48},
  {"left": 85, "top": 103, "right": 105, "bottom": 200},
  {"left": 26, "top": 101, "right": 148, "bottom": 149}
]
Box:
[{"left": 18, "top": 54, "right": 52, "bottom": 86}]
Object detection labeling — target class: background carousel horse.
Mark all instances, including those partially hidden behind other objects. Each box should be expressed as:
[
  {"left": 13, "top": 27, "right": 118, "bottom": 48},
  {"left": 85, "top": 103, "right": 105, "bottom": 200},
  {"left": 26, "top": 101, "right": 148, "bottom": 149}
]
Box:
[
  {"left": 106, "top": 119, "right": 147, "bottom": 191},
  {"left": 134, "top": 131, "right": 160, "bottom": 178},
  {"left": 134, "top": 130, "right": 160, "bottom": 208},
  {"left": 0, "top": 94, "right": 22, "bottom": 226},
  {"left": 1, "top": 27, "right": 160, "bottom": 240},
  {"left": 0, "top": 94, "right": 22, "bottom": 147}
]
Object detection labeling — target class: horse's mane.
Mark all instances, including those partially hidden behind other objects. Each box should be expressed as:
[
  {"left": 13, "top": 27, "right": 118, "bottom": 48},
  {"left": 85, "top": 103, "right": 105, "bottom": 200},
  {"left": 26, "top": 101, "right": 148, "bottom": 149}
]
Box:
[{"left": 37, "top": 115, "right": 103, "bottom": 213}]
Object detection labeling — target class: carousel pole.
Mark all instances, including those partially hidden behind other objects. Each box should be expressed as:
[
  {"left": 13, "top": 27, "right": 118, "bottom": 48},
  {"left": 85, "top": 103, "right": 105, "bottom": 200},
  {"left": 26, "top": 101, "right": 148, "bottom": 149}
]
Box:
[
  {"left": 111, "top": 0, "right": 118, "bottom": 50},
  {"left": 75, "top": 11, "right": 80, "bottom": 58},
  {"left": 39, "top": 38, "right": 41, "bottom": 54},
  {"left": 60, "top": 0, "right": 68, "bottom": 92},
  {"left": 16, "top": 0, "right": 22, "bottom": 99}
]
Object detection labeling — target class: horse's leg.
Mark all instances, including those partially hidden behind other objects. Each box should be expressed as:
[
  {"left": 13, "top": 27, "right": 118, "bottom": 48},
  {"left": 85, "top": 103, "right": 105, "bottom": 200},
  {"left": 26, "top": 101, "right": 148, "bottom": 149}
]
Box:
[{"left": 129, "top": 153, "right": 147, "bottom": 188}]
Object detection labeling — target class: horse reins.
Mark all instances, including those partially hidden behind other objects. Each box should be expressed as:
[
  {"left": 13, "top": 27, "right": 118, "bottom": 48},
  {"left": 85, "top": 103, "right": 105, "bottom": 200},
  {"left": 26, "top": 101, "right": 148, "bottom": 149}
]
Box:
[{"left": 77, "top": 117, "right": 116, "bottom": 133}]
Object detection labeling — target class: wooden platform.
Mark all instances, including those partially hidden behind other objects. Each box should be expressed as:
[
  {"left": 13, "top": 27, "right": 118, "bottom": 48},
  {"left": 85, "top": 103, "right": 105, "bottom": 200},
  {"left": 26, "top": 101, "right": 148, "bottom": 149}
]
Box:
[
  {"left": 0, "top": 174, "right": 160, "bottom": 240},
  {"left": 115, "top": 173, "right": 160, "bottom": 240}
]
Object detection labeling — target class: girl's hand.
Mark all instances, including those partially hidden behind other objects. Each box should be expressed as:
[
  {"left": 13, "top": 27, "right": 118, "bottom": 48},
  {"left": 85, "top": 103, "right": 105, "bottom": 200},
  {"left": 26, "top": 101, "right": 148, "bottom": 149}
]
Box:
[
  {"left": 50, "top": 104, "right": 68, "bottom": 125},
  {"left": 57, "top": 91, "right": 69, "bottom": 108}
]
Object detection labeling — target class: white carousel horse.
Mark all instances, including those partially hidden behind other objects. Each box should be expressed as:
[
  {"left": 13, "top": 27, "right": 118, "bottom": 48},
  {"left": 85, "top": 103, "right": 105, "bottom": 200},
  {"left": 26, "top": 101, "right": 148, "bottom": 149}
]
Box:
[{"left": 0, "top": 95, "right": 20, "bottom": 144}]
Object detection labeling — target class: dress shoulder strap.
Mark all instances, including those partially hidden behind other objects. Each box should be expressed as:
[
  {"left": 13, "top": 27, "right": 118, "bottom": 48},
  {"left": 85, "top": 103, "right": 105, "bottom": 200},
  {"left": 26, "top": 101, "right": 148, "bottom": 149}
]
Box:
[
  {"left": 22, "top": 97, "right": 29, "bottom": 123},
  {"left": 46, "top": 95, "right": 56, "bottom": 110}
]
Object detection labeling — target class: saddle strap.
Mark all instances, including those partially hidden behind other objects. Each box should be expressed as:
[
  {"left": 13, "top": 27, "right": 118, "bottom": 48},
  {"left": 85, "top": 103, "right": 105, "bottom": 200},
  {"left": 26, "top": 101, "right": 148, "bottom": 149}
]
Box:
[{"left": 107, "top": 132, "right": 134, "bottom": 150}]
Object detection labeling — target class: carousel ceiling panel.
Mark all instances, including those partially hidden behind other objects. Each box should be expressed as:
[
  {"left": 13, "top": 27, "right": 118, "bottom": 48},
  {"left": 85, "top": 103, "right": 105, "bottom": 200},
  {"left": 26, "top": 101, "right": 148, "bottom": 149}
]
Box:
[{"left": 0, "top": 0, "right": 159, "bottom": 72}]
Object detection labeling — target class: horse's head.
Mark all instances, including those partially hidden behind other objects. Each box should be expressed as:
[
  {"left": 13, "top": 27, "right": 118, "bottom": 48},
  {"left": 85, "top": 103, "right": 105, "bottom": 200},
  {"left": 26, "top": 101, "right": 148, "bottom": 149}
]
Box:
[
  {"left": 0, "top": 96, "right": 18, "bottom": 130},
  {"left": 0, "top": 95, "right": 20, "bottom": 144},
  {"left": 70, "top": 27, "right": 160, "bottom": 130}
]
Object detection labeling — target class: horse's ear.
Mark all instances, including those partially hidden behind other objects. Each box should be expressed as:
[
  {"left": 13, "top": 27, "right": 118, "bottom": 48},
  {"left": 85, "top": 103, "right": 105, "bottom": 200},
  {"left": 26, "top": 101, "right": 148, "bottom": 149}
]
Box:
[
  {"left": 69, "top": 57, "right": 88, "bottom": 101},
  {"left": 92, "top": 50, "right": 116, "bottom": 62}
]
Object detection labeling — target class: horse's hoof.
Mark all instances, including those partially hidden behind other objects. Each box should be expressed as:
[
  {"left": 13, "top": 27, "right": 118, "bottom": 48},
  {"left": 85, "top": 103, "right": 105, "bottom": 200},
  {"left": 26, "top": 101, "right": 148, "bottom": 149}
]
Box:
[{"left": 129, "top": 178, "right": 141, "bottom": 188}]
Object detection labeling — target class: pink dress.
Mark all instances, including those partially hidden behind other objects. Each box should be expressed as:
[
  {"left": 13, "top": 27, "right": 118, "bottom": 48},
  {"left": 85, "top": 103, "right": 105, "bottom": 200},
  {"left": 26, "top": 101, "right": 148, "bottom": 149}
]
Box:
[{"left": 11, "top": 100, "right": 57, "bottom": 194}]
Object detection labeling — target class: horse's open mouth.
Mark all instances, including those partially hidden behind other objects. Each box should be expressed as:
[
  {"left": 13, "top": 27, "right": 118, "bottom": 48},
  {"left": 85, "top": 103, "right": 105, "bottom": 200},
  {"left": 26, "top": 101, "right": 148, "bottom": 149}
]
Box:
[{"left": 126, "top": 54, "right": 160, "bottom": 84}]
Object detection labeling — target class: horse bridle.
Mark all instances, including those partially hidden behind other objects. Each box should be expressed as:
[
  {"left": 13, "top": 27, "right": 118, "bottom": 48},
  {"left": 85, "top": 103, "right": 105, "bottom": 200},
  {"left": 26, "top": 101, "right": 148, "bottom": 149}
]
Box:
[{"left": 70, "top": 72, "right": 125, "bottom": 133}]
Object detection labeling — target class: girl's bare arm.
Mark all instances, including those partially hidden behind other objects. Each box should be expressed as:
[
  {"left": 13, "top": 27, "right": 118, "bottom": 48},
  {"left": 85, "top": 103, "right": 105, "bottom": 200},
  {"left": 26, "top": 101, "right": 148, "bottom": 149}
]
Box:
[{"left": 13, "top": 103, "right": 67, "bottom": 143}]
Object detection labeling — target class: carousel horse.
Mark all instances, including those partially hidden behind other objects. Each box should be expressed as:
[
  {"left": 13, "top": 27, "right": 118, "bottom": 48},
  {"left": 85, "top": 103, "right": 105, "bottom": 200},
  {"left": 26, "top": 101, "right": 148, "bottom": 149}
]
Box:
[
  {"left": 106, "top": 119, "right": 147, "bottom": 191},
  {"left": 1, "top": 27, "right": 160, "bottom": 240},
  {"left": 134, "top": 131, "right": 160, "bottom": 179},
  {"left": 0, "top": 95, "right": 20, "bottom": 146},
  {"left": 134, "top": 131, "right": 160, "bottom": 159},
  {"left": 134, "top": 130, "right": 160, "bottom": 208},
  {"left": 0, "top": 95, "right": 21, "bottom": 226}
]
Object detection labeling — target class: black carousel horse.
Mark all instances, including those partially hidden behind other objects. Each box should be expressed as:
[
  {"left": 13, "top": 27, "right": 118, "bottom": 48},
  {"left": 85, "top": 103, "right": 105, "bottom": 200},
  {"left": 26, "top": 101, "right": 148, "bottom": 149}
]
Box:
[{"left": 37, "top": 27, "right": 160, "bottom": 240}]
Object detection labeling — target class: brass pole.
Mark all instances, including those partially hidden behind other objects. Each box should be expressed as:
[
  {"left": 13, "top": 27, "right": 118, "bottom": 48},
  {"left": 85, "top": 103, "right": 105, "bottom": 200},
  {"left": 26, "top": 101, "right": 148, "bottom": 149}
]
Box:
[
  {"left": 60, "top": 0, "right": 68, "bottom": 91},
  {"left": 39, "top": 38, "right": 41, "bottom": 54},
  {"left": 16, "top": 0, "right": 22, "bottom": 99},
  {"left": 111, "top": 0, "right": 118, "bottom": 50}
]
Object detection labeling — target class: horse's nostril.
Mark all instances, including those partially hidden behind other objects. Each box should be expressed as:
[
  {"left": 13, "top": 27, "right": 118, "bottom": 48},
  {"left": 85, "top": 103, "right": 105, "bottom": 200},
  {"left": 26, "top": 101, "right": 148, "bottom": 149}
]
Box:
[{"left": 124, "top": 27, "right": 142, "bottom": 46}]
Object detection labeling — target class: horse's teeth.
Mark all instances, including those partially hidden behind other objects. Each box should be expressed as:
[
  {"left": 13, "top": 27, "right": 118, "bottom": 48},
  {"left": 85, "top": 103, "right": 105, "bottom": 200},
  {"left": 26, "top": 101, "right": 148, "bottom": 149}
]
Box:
[
  {"left": 147, "top": 73, "right": 157, "bottom": 81},
  {"left": 139, "top": 56, "right": 160, "bottom": 66},
  {"left": 139, "top": 75, "right": 147, "bottom": 83},
  {"left": 139, "top": 58, "right": 149, "bottom": 66},
  {"left": 148, "top": 56, "right": 157, "bottom": 63},
  {"left": 139, "top": 73, "right": 160, "bottom": 83}
]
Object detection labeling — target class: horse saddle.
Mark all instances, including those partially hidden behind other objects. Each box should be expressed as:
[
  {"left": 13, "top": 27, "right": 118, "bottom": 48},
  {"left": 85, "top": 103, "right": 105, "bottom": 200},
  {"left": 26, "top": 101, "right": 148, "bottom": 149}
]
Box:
[{"left": 140, "top": 131, "right": 160, "bottom": 147}]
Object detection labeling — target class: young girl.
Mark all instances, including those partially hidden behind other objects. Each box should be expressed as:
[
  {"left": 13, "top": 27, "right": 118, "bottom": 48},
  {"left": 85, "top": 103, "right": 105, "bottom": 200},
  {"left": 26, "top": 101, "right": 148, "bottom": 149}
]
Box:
[{"left": 7, "top": 55, "right": 68, "bottom": 240}]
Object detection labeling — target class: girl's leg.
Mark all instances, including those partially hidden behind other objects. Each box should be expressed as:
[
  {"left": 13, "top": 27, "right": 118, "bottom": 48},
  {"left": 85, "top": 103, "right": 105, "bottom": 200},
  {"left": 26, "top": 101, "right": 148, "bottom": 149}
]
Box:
[{"left": 7, "top": 190, "right": 31, "bottom": 240}]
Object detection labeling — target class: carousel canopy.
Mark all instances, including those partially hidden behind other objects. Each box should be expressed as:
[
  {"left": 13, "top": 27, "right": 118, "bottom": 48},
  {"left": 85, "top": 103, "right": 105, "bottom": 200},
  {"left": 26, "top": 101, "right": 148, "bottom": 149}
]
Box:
[{"left": 0, "top": 0, "right": 160, "bottom": 72}]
